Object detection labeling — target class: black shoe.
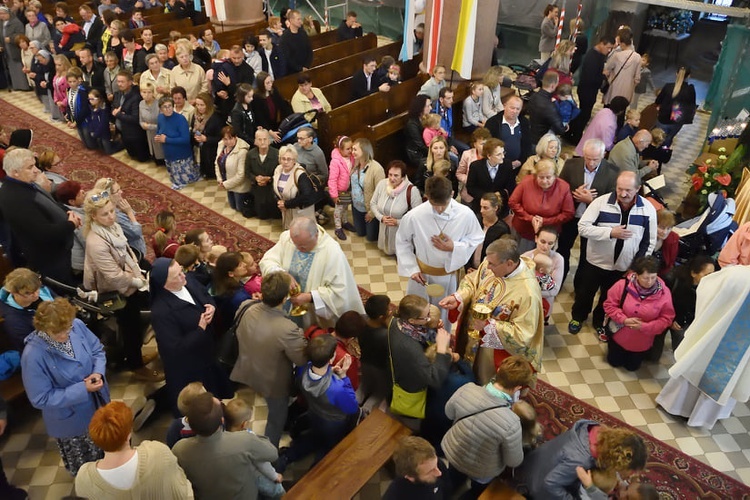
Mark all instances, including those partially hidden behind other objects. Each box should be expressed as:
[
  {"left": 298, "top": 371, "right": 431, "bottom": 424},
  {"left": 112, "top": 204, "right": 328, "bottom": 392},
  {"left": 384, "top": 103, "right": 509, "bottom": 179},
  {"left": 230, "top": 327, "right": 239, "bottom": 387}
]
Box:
[{"left": 568, "top": 320, "right": 582, "bottom": 334}]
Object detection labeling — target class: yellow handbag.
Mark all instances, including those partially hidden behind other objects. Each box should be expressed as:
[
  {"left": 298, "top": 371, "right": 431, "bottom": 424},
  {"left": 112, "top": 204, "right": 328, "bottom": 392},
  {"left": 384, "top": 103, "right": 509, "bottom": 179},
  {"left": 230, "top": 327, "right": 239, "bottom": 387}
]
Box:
[{"left": 387, "top": 320, "right": 427, "bottom": 419}]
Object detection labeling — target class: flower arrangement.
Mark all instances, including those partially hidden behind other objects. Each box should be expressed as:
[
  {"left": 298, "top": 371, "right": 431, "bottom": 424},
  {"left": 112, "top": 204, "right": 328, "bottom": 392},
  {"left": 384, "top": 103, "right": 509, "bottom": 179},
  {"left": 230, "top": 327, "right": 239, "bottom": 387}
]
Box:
[
  {"left": 687, "top": 148, "right": 734, "bottom": 209},
  {"left": 646, "top": 8, "right": 694, "bottom": 35}
]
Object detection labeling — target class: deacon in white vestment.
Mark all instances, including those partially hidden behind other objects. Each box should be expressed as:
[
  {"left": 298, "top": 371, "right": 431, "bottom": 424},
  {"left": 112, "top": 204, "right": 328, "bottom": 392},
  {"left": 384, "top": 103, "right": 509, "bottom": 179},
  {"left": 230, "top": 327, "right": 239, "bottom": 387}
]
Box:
[
  {"left": 395, "top": 176, "right": 484, "bottom": 328},
  {"left": 656, "top": 265, "right": 750, "bottom": 429},
  {"left": 260, "top": 217, "right": 365, "bottom": 327}
]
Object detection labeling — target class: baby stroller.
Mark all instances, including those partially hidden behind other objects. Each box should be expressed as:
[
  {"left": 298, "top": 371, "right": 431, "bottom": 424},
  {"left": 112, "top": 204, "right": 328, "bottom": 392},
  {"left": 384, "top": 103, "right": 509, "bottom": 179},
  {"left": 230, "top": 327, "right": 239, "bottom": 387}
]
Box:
[
  {"left": 673, "top": 192, "right": 738, "bottom": 263},
  {"left": 277, "top": 109, "right": 319, "bottom": 145},
  {"left": 42, "top": 276, "right": 127, "bottom": 364},
  {"left": 507, "top": 62, "right": 540, "bottom": 102}
]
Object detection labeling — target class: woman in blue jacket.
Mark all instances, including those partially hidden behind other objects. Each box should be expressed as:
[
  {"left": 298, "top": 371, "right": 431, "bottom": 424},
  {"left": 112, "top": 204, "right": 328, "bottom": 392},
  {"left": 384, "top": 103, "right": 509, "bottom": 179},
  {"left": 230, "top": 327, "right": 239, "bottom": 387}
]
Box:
[
  {"left": 154, "top": 95, "right": 201, "bottom": 190},
  {"left": 21, "top": 298, "right": 109, "bottom": 476}
]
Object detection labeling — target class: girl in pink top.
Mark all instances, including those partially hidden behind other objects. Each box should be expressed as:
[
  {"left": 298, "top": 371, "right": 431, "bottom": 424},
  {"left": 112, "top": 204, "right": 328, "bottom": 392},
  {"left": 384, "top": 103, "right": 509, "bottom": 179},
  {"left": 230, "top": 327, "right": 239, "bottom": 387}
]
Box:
[
  {"left": 52, "top": 55, "right": 72, "bottom": 121},
  {"left": 421, "top": 112, "right": 448, "bottom": 147},
  {"left": 328, "top": 135, "right": 356, "bottom": 241}
]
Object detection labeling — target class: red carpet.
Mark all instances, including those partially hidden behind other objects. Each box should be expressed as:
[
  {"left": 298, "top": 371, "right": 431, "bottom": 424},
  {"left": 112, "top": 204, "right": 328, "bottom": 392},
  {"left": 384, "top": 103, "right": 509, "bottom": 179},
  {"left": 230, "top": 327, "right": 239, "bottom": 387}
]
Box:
[
  {"left": 3, "top": 98, "right": 749, "bottom": 499},
  {"left": 529, "top": 380, "right": 750, "bottom": 499},
  {"left": 0, "top": 98, "right": 275, "bottom": 262}
]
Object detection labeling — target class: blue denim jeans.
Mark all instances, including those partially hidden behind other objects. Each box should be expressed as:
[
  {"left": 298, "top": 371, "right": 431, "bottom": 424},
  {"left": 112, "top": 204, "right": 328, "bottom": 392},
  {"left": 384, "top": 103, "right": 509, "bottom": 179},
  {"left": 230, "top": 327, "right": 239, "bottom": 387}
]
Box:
[{"left": 352, "top": 205, "right": 379, "bottom": 241}]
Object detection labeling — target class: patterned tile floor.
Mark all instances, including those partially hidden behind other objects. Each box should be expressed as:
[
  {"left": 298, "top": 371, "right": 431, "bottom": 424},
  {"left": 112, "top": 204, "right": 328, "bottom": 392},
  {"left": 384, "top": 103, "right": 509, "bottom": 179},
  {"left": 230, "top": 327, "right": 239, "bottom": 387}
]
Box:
[{"left": 3, "top": 84, "right": 748, "bottom": 500}]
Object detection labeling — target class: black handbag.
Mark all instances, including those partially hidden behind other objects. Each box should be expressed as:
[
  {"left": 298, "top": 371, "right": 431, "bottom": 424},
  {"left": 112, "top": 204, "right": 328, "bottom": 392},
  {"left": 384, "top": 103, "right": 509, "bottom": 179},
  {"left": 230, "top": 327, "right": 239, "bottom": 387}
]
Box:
[{"left": 216, "top": 300, "right": 257, "bottom": 372}]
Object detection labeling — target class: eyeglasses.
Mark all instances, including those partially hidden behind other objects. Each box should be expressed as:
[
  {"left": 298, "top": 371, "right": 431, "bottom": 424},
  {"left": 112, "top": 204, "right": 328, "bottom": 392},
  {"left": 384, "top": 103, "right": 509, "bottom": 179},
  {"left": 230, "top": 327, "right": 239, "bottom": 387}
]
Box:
[{"left": 89, "top": 190, "right": 110, "bottom": 202}]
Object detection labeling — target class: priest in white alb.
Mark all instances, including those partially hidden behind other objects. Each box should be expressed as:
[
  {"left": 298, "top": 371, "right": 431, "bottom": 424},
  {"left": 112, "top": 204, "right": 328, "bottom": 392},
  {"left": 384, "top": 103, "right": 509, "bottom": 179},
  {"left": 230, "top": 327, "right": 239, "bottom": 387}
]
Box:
[
  {"left": 656, "top": 264, "right": 750, "bottom": 429},
  {"left": 260, "top": 217, "right": 365, "bottom": 327},
  {"left": 396, "top": 176, "right": 484, "bottom": 328}
]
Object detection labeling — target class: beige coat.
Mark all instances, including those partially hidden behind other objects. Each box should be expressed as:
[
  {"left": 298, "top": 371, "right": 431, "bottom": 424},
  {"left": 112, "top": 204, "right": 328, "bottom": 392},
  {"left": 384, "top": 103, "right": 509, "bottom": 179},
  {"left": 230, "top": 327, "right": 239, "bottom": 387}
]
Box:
[
  {"left": 215, "top": 137, "right": 251, "bottom": 193},
  {"left": 230, "top": 302, "right": 308, "bottom": 398},
  {"left": 83, "top": 230, "right": 141, "bottom": 296},
  {"left": 352, "top": 159, "right": 385, "bottom": 218}
]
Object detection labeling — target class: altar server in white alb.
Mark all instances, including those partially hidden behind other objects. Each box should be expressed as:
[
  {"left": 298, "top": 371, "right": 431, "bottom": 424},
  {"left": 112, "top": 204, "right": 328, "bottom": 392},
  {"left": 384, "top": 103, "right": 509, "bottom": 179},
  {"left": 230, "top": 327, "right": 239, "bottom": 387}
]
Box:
[
  {"left": 259, "top": 217, "right": 365, "bottom": 327},
  {"left": 656, "top": 264, "right": 750, "bottom": 429},
  {"left": 396, "top": 175, "right": 484, "bottom": 328}
]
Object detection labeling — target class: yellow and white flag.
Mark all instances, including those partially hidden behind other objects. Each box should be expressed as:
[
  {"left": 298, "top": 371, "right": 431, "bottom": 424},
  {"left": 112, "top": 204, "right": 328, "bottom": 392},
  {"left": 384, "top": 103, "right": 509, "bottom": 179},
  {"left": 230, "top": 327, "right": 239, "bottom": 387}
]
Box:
[{"left": 450, "top": 0, "right": 478, "bottom": 79}]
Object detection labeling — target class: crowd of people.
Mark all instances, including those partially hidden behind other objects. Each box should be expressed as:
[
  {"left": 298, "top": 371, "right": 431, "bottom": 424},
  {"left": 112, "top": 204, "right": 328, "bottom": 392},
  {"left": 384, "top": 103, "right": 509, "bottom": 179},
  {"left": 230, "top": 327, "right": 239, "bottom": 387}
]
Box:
[{"left": 0, "top": 2, "right": 741, "bottom": 499}]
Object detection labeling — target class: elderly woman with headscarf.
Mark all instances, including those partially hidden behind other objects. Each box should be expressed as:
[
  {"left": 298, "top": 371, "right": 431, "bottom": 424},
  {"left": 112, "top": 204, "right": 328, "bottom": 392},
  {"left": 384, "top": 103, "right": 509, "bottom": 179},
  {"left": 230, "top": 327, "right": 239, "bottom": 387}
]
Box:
[
  {"left": 149, "top": 257, "right": 233, "bottom": 416},
  {"left": 21, "top": 298, "right": 108, "bottom": 476}
]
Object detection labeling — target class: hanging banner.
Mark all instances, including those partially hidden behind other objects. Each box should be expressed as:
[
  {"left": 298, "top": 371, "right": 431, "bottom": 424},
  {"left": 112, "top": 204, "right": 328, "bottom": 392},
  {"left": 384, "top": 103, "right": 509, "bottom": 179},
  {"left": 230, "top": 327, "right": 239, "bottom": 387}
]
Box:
[{"left": 451, "top": 0, "right": 478, "bottom": 79}]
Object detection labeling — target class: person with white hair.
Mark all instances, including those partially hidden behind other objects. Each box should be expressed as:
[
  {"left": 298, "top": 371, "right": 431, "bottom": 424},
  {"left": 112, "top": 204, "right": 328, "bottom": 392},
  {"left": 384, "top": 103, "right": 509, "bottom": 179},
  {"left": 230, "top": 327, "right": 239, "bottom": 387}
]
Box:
[
  {"left": 0, "top": 148, "right": 81, "bottom": 283},
  {"left": 260, "top": 216, "right": 365, "bottom": 328}
]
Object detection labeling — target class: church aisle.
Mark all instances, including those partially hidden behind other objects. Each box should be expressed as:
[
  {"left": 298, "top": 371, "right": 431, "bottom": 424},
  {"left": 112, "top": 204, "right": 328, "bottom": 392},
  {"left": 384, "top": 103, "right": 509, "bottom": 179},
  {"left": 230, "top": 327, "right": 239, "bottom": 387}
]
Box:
[{"left": 1, "top": 89, "right": 748, "bottom": 499}]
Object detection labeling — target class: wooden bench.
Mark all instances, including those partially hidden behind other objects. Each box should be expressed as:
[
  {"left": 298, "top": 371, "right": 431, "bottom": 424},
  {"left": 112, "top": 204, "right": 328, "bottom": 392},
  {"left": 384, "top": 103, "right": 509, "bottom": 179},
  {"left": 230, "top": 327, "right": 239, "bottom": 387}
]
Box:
[
  {"left": 478, "top": 478, "right": 526, "bottom": 499},
  {"left": 310, "top": 29, "right": 340, "bottom": 50},
  {"left": 0, "top": 373, "right": 25, "bottom": 404},
  {"left": 311, "top": 32, "right": 377, "bottom": 67},
  {"left": 317, "top": 71, "right": 425, "bottom": 157},
  {"left": 285, "top": 409, "right": 411, "bottom": 499},
  {"left": 275, "top": 40, "right": 403, "bottom": 101},
  {"left": 132, "top": 18, "right": 193, "bottom": 41}
]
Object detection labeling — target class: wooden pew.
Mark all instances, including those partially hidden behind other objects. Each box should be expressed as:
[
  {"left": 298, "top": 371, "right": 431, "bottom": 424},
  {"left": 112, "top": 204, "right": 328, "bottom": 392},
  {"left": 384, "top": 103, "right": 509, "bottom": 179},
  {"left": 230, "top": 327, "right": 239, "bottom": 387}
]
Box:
[
  {"left": 275, "top": 40, "right": 402, "bottom": 102},
  {"left": 317, "top": 75, "right": 424, "bottom": 154},
  {"left": 311, "top": 32, "right": 377, "bottom": 67},
  {"left": 478, "top": 478, "right": 526, "bottom": 499},
  {"left": 365, "top": 84, "right": 516, "bottom": 170},
  {"left": 285, "top": 409, "right": 411, "bottom": 499},
  {"left": 310, "top": 29, "right": 340, "bottom": 50},
  {"left": 213, "top": 21, "right": 270, "bottom": 49},
  {"left": 122, "top": 11, "right": 177, "bottom": 25},
  {"left": 132, "top": 18, "right": 193, "bottom": 41}
]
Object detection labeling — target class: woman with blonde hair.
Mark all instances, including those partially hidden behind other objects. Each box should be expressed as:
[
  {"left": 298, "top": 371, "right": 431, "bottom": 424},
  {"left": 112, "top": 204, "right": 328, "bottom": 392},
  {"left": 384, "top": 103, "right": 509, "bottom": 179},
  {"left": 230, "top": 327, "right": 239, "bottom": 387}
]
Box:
[
  {"left": 417, "top": 135, "right": 456, "bottom": 194},
  {"left": 517, "top": 133, "right": 564, "bottom": 181},
  {"left": 21, "top": 298, "right": 109, "bottom": 475},
  {"left": 521, "top": 421, "right": 647, "bottom": 498},
  {"left": 273, "top": 145, "right": 317, "bottom": 229},
  {"left": 655, "top": 66, "right": 696, "bottom": 147},
  {"left": 139, "top": 82, "right": 164, "bottom": 164},
  {"left": 83, "top": 190, "right": 161, "bottom": 381},
  {"left": 350, "top": 138, "right": 385, "bottom": 241},
  {"left": 76, "top": 401, "right": 193, "bottom": 498},
  {"left": 215, "top": 125, "right": 251, "bottom": 213},
  {"left": 509, "top": 158, "right": 575, "bottom": 252},
  {"left": 481, "top": 66, "right": 505, "bottom": 119},
  {"left": 171, "top": 42, "right": 208, "bottom": 104},
  {"left": 546, "top": 40, "right": 575, "bottom": 89}
]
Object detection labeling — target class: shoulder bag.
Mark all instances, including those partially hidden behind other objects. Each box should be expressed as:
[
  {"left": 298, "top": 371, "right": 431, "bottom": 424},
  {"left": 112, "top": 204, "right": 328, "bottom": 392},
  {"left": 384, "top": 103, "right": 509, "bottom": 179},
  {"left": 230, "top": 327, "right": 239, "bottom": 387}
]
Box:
[
  {"left": 603, "top": 278, "right": 629, "bottom": 338},
  {"left": 217, "top": 300, "right": 258, "bottom": 372},
  {"left": 387, "top": 319, "right": 427, "bottom": 419},
  {"left": 453, "top": 404, "right": 505, "bottom": 425},
  {"left": 601, "top": 50, "right": 635, "bottom": 95}
]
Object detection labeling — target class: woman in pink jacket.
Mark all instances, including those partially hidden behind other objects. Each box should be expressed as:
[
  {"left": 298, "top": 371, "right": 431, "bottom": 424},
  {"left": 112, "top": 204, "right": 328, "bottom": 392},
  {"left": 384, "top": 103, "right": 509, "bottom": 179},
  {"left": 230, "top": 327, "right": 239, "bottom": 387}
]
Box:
[
  {"left": 328, "top": 135, "right": 355, "bottom": 240},
  {"left": 603, "top": 256, "right": 675, "bottom": 371},
  {"left": 508, "top": 159, "right": 575, "bottom": 252}
]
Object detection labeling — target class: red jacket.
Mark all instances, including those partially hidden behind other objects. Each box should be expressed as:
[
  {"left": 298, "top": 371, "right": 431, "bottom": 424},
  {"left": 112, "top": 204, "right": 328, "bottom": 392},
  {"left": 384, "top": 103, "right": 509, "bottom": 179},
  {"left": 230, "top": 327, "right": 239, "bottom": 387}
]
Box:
[
  {"left": 508, "top": 175, "right": 575, "bottom": 240},
  {"left": 658, "top": 230, "right": 679, "bottom": 277},
  {"left": 304, "top": 325, "right": 360, "bottom": 390},
  {"left": 603, "top": 275, "right": 675, "bottom": 353}
]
